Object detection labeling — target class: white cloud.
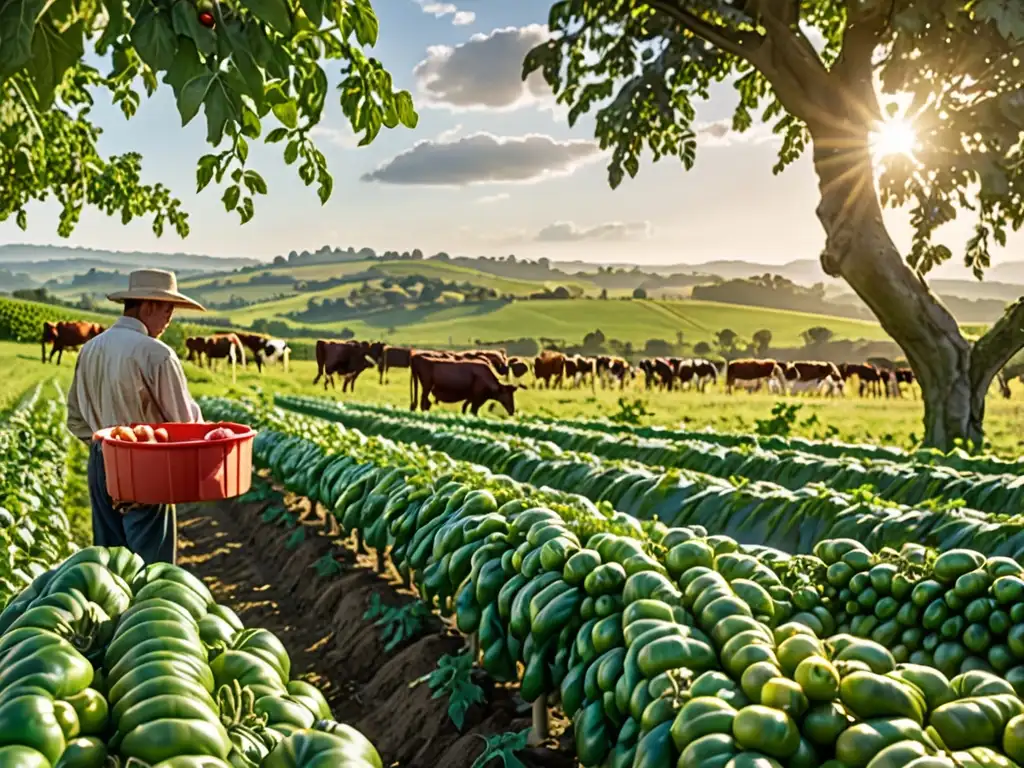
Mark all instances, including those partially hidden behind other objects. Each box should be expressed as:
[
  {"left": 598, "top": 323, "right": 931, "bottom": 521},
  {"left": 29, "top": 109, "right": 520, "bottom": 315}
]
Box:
[
  {"left": 413, "top": 25, "right": 553, "bottom": 112},
  {"left": 694, "top": 120, "right": 778, "bottom": 148},
  {"left": 360, "top": 132, "right": 602, "bottom": 186},
  {"left": 436, "top": 124, "right": 464, "bottom": 142},
  {"left": 310, "top": 124, "right": 359, "bottom": 149},
  {"left": 414, "top": 0, "right": 474, "bottom": 27},
  {"left": 476, "top": 193, "right": 510, "bottom": 204},
  {"left": 535, "top": 221, "right": 653, "bottom": 242}
]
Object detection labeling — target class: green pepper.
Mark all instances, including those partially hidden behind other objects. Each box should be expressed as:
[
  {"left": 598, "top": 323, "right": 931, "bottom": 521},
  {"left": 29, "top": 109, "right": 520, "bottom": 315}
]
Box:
[
  {"left": 108, "top": 659, "right": 216, "bottom": 709},
  {"left": 43, "top": 562, "right": 131, "bottom": 619},
  {"left": 64, "top": 687, "right": 108, "bottom": 735},
  {"left": 231, "top": 629, "right": 292, "bottom": 682},
  {"left": 106, "top": 620, "right": 203, "bottom": 670},
  {"left": 257, "top": 695, "right": 317, "bottom": 732},
  {"left": 262, "top": 727, "right": 383, "bottom": 768},
  {"left": 53, "top": 699, "right": 81, "bottom": 739},
  {"left": 0, "top": 639, "right": 93, "bottom": 701},
  {"left": 0, "top": 745, "right": 50, "bottom": 768},
  {"left": 111, "top": 676, "right": 218, "bottom": 726},
  {"left": 118, "top": 718, "right": 232, "bottom": 764},
  {"left": 133, "top": 581, "right": 209, "bottom": 621},
  {"left": 287, "top": 681, "right": 331, "bottom": 721},
  {"left": 210, "top": 650, "right": 288, "bottom": 699},
  {"left": 0, "top": 693, "right": 68, "bottom": 765}
]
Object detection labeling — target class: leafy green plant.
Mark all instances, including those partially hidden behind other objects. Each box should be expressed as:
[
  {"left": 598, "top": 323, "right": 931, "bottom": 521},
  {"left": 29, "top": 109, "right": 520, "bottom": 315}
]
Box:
[
  {"left": 363, "top": 595, "right": 429, "bottom": 652},
  {"left": 754, "top": 402, "right": 803, "bottom": 438},
  {"left": 469, "top": 730, "right": 530, "bottom": 768},
  {"left": 609, "top": 397, "right": 652, "bottom": 426},
  {"left": 410, "top": 652, "right": 485, "bottom": 731},
  {"left": 312, "top": 553, "right": 345, "bottom": 578}
]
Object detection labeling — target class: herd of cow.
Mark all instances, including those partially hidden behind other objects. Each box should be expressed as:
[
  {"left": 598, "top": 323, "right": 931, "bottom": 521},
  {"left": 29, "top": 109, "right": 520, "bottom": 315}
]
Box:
[{"left": 37, "top": 320, "right": 929, "bottom": 414}]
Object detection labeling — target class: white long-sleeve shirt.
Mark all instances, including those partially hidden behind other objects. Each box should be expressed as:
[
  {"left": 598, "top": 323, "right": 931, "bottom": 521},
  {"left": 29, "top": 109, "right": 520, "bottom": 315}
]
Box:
[{"left": 67, "top": 316, "right": 202, "bottom": 442}]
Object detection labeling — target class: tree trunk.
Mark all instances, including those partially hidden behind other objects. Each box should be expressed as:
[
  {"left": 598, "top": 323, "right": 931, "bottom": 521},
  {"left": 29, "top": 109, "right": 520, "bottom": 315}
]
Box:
[{"left": 810, "top": 134, "right": 984, "bottom": 450}]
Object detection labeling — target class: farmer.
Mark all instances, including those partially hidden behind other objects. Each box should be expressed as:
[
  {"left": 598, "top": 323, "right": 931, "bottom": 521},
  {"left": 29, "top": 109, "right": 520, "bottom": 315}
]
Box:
[{"left": 67, "top": 269, "right": 206, "bottom": 565}]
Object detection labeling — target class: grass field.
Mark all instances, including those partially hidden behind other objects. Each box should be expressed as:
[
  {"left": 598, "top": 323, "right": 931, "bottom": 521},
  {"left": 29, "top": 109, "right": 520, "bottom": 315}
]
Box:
[
  {"left": 209, "top": 297, "right": 891, "bottom": 348},
  {"left": 6, "top": 338, "right": 1023, "bottom": 456}
]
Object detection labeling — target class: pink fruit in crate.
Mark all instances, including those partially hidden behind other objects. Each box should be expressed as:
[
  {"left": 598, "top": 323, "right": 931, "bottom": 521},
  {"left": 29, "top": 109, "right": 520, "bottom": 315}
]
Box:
[
  {"left": 203, "top": 427, "right": 235, "bottom": 441},
  {"left": 133, "top": 425, "right": 156, "bottom": 443},
  {"left": 153, "top": 428, "right": 170, "bottom": 443},
  {"left": 111, "top": 426, "right": 137, "bottom": 442}
]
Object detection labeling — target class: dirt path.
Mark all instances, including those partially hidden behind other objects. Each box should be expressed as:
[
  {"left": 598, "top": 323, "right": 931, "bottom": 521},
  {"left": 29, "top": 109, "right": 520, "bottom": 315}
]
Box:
[{"left": 176, "top": 493, "right": 575, "bottom": 768}]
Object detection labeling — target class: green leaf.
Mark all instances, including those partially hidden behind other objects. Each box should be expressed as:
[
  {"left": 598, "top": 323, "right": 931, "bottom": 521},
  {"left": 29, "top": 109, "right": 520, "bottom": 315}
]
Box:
[
  {"left": 196, "top": 154, "right": 217, "bottom": 192},
  {"left": 265, "top": 127, "right": 288, "bottom": 143},
  {"left": 348, "top": 0, "right": 378, "bottom": 45},
  {"left": 317, "top": 171, "right": 332, "bottom": 204},
  {"left": 224, "top": 19, "right": 264, "bottom": 101},
  {"left": 237, "top": 0, "right": 292, "bottom": 36},
  {"left": 240, "top": 107, "right": 261, "bottom": 138},
  {"left": 394, "top": 90, "right": 417, "bottom": 129},
  {"left": 130, "top": 5, "right": 178, "bottom": 72},
  {"left": 170, "top": 0, "right": 216, "bottom": 55},
  {"left": 298, "top": 0, "right": 322, "bottom": 28},
  {"left": 177, "top": 72, "right": 214, "bottom": 126},
  {"left": 236, "top": 135, "right": 249, "bottom": 162},
  {"left": 203, "top": 71, "right": 243, "bottom": 145},
  {"left": 222, "top": 184, "right": 240, "bottom": 210},
  {"left": 163, "top": 36, "right": 207, "bottom": 98},
  {"left": 26, "top": 19, "right": 85, "bottom": 108},
  {"left": 0, "top": 0, "right": 46, "bottom": 77},
  {"left": 272, "top": 99, "right": 298, "bottom": 129},
  {"left": 243, "top": 170, "right": 267, "bottom": 194},
  {"left": 15, "top": 210, "right": 27, "bottom": 230},
  {"left": 974, "top": 0, "right": 1024, "bottom": 40},
  {"left": 284, "top": 139, "right": 299, "bottom": 164}
]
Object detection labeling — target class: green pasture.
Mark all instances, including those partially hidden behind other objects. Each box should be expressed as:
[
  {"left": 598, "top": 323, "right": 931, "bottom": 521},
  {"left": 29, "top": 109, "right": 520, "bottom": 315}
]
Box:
[
  {"left": 6, "top": 338, "right": 1022, "bottom": 457},
  {"left": 210, "top": 297, "right": 890, "bottom": 349}
]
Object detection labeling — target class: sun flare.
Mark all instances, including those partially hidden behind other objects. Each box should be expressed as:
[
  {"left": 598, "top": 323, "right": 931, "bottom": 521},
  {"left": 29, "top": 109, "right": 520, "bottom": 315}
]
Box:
[{"left": 870, "top": 118, "right": 918, "bottom": 160}]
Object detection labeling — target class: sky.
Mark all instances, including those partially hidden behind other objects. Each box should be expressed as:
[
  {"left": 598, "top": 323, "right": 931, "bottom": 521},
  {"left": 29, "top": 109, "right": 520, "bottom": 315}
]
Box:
[{"left": 3, "top": 0, "right": 1023, "bottom": 274}]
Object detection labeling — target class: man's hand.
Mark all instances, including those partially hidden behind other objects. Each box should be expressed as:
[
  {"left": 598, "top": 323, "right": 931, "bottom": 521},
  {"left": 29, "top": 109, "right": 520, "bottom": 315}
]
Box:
[{"left": 113, "top": 501, "right": 147, "bottom": 514}]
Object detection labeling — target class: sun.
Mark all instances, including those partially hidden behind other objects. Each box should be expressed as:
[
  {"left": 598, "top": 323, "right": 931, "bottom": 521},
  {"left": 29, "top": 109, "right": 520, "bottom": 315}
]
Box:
[{"left": 870, "top": 117, "right": 919, "bottom": 160}]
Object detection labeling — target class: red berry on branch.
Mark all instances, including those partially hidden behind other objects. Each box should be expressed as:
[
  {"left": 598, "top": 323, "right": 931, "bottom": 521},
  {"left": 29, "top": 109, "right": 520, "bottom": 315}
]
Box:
[{"left": 198, "top": 10, "right": 215, "bottom": 26}]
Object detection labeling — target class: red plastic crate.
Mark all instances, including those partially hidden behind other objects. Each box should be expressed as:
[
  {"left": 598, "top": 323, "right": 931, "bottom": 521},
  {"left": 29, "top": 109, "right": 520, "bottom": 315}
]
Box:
[{"left": 95, "top": 422, "right": 255, "bottom": 504}]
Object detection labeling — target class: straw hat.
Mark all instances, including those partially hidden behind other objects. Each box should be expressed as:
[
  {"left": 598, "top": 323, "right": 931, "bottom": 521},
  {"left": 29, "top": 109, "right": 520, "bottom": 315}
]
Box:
[{"left": 107, "top": 269, "right": 206, "bottom": 311}]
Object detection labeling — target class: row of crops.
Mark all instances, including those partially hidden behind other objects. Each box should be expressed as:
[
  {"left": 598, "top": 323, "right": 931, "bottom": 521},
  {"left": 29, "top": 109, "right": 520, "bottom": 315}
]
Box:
[
  {"left": 0, "top": 546, "right": 383, "bottom": 766},
  {"left": 290, "top": 397, "right": 1024, "bottom": 514},
  {"left": 273, "top": 395, "right": 1024, "bottom": 560},
  {"left": 0, "top": 383, "right": 78, "bottom": 607},
  {"left": 0, "top": 296, "right": 113, "bottom": 344},
  {"left": 199, "top": 395, "right": 1024, "bottom": 767},
  {"left": 512, "top": 410, "right": 1024, "bottom": 477}
]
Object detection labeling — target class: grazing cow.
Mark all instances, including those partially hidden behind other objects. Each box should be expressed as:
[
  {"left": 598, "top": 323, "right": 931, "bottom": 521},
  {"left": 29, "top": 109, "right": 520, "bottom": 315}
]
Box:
[
  {"left": 235, "top": 332, "right": 291, "bottom": 373},
  {"left": 508, "top": 357, "right": 530, "bottom": 381},
  {"left": 652, "top": 358, "right": 677, "bottom": 390},
  {"left": 726, "top": 359, "right": 787, "bottom": 394},
  {"left": 839, "top": 362, "right": 884, "bottom": 397},
  {"left": 462, "top": 349, "right": 509, "bottom": 377},
  {"left": 410, "top": 355, "right": 522, "bottom": 415},
  {"left": 534, "top": 351, "right": 566, "bottom": 388},
  {"left": 574, "top": 356, "right": 596, "bottom": 388},
  {"left": 895, "top": 367, "right": 916, "bottom": 398},
  {"left": 376, "top": 345, "right": 414, "bottom": 384},
  {"left": 185, "top": 336, "right": 207, "bottom": 365},
  {"left": 784, "top": 361, "right": 844, "bottom": 396},
  {"left": 638, "top": 359, "right": 657, "bottom": 389},
  {"left": 597, "top": 356, "right": 631, "bottom": 389},
  {"left": 202, "top": 334, "right": 247, "bottom": 372},
  {"left": 692, "top": 359, "right": 718, "bottom": 392},
  {"left": 564, "top": 356, "right": 579, "bottom": 386},
  {"left": 313, "top": 340, "right": 375, "bottom": 392},
  {"left": 41, "top": 321, "right": 104, "bottom": 365}
]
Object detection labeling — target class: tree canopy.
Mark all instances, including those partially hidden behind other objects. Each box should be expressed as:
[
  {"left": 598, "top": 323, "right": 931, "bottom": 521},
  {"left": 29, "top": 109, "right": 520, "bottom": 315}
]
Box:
[
  {"left": 1, "top": 0, "right": 416, "bottom": 236},
  {"left": 526, "top": 0, "right": 1024, "bottom": 448}
]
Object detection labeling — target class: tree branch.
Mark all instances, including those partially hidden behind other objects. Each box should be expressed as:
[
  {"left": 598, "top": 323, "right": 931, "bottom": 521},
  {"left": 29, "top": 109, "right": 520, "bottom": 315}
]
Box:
[
  {"left": 970, "top": 298, "right": 1024, "bottom": 397},
  {"left": 829, "top": 2, "right": 891, "bottom": 125},
  {"left": 647, "top": 0, "right": 766, "bottom": 63}
]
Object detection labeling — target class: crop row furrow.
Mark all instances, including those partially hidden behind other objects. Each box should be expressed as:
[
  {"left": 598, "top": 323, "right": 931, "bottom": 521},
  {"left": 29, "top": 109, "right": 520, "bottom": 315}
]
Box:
[
  {"left": 274, "top": 395, "right": 1024, "bottom": 561},
  {"left": 0, "top": 382, "right": 77, "bottom": 608},
  {"left": 319, "top": 398, "right": 1024, "bottom": 513},
  {"left": 200, "top": 395, "right": 1024, "bottom": 768}
]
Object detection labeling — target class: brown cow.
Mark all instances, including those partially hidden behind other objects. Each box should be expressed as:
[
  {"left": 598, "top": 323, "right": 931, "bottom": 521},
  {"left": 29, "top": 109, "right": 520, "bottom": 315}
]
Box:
[
  {"left": 508, "top": 357, "right": 530, "bottom": 380},
  {"left": 377, "top": 345, "right": 413, "bottom": 384},
  {"left": 573, "top": 356, "right": 596, "bottom": 388},
  {"left": 410, "top": 354, "right": 521, "bottom": 415},
  {"left": 726, "top": 359, "right": 787, "bottom": 394},
  {"left": 534, "top": 351, "right": 565, "bottom": 388},
  {"left": 839, "top": 362, "right": 884, "bottom": 397},
  {"left": 638, "top": 359, "right": 657, "bottom": 389},
  {"left": 202, "top": 334, "right": 247, "bottom": 372},
  {"left": 313, "top": 340, "right": 376, "bottom": 392},
  {"left": 185, "top": 336, "right": 207, "bottom": 366},
  {"left": 652, "top": 358, "right": 677, "bottom": 390},
  {"left": 784, "top": 361, "right": 844, "bottom": 396},
  {"left": 42, "top": 321, "right": 104, "bottom": 365}
]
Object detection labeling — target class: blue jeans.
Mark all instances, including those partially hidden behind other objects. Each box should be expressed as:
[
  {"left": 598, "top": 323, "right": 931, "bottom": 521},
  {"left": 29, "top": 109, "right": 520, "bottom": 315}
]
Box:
[{"left": 88, "top": 440, "right": 177, "bottom": 565}]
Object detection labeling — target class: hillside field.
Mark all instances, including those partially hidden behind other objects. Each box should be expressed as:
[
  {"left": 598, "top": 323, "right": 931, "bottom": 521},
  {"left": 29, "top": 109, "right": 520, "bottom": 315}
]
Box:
[
  {"left": 208, "top": 296, "right": 890, "bottom": 348},
  {"left": 5, "top": 338, "right": 1023, "bottom": 455}
]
